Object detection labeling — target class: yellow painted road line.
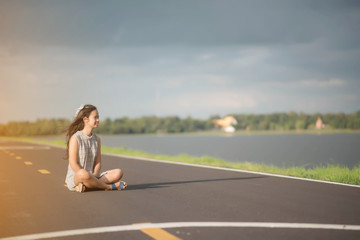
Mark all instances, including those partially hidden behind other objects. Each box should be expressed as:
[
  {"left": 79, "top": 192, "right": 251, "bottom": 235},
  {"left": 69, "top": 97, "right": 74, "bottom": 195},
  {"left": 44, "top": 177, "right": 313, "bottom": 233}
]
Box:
[
  {"left": 140, "top": 227, "right": 182, "bottom": 240},
  {"left": 134, "top": 223, "right": 182, "bottom": 240},
  {"left": 24, "top": 161, "right": 33, "bottom": 165},
  {"left": 38, "top": 169, "right": 51, "bottom": 174},
  {"left": 0, "top": 146, "right": 51, "bottom": 150},
  {"left": 16, "top": 156, "right": 22, "bottom": 160}
]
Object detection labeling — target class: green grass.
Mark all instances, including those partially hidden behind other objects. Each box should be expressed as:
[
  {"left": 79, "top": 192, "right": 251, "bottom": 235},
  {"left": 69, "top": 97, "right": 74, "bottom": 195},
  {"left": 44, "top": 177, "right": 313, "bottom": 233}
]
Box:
[{"left": 2, "top": 136, "right": 360, "bottom": 186}]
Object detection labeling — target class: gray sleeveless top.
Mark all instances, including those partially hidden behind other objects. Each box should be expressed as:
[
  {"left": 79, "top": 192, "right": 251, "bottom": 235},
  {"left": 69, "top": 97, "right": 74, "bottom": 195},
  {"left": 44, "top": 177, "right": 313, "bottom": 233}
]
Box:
[{"left": 65, "top": 131, "right": 99, "bottom": 190}]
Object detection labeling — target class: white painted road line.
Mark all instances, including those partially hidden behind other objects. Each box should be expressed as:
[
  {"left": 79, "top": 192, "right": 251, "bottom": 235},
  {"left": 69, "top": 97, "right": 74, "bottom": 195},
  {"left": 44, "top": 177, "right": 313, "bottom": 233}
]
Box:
[
  {"left": 104, "top": 153, "right": 360, "bottom": 189},
  {"left": 0, "top": 146, "right": 51, "bottom": 150},
  {"left": 1, "top": 222, "right": 360, "bottom": 240}
]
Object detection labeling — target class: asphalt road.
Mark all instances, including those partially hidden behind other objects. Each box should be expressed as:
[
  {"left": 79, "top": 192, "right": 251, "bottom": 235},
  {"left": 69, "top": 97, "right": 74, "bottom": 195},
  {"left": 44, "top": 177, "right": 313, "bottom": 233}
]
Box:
[{"left": 0, "top": 139, "right": 360, "bottom": 240}]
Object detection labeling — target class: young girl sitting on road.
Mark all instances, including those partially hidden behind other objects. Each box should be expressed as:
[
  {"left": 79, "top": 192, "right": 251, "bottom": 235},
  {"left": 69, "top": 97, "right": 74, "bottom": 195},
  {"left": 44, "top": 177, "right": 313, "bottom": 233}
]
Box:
[{"left": 65, "top": 104, "right": 127, "bottom": 192}]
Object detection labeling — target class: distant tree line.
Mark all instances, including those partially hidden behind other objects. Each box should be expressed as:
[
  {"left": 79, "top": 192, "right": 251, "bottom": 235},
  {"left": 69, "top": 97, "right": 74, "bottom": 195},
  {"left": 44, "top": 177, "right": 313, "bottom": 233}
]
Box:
[
  {"left": 0, "top": 118, "right": 70, "bottom": 136},
  {"left": 0, "top": 111, "right": 359, "bottom": 136},
  {"left": 96, "top": 116, "right": 215, "bottom": 134},
  {"left": 232, "top": 111, "right": 360, "bottom": 131}
]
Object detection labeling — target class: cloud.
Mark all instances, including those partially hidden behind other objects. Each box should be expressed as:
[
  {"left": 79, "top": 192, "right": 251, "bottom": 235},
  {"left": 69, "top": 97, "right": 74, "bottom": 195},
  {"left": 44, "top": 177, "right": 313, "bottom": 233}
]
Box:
[
  {"left": 299, "top": 78, "right": 346, "bottom": 87},
  {"left": 292, "top": 94, "right": 359, "bottom": 113},
  {"left": 258, "top": 78, "right": 348, "bottom": 89},
  {"left": 160, "top": 78, "right": 184, "bottom": 88},
  {"left": 3, "top": 1, "right": 359, "bottom": 49},
  {"left": 232, "top": 47, "right": 271, "bottom": 68},
  {"left": 202, "top": 75, "right": 233, "bottom": 85},
  {"left": 201, "top": 54, "right": 213, "bottom": 60},
  {"left": 153, "top": 90, "right": 257, "bottom": 117}
]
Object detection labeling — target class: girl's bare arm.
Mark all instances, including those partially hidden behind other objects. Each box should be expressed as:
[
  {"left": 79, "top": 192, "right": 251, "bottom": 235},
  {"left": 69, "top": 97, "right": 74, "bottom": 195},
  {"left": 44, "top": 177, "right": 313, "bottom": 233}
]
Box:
[
  {"left": 68, "top": 136, "right": 82, "bottom": 172},
  {"left": 93, "top": 137, "right": 102, "bottom": 177}
]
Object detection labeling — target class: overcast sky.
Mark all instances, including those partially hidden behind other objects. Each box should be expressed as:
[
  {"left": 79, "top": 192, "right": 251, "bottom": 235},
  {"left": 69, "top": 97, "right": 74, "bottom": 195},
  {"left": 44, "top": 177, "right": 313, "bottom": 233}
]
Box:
[{"left": 1, "top": 0, "right": 359, "bottom": 123}]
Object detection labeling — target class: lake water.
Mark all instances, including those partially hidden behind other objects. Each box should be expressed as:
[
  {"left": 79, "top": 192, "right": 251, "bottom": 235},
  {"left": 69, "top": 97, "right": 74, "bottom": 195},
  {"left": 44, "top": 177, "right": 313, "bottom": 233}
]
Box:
[{"left": 99, "top": 133, "right": 360, "bottom": 169}]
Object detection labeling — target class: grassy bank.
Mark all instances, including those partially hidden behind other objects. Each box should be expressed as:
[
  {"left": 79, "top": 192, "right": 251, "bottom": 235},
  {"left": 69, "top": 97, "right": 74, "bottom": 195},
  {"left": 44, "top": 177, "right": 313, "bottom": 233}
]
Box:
[{"left": 2, "top": 137, "right": 360, "bottom": 186}]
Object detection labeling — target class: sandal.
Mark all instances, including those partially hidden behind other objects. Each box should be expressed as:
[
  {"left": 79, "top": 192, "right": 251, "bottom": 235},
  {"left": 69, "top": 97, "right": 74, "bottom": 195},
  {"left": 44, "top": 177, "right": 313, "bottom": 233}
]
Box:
[
  {"left": 75, "top": 183, "right": 86, "bottom": 193},
  {"left": 111, "top": 181, "right": 127, "bottom": 190}
]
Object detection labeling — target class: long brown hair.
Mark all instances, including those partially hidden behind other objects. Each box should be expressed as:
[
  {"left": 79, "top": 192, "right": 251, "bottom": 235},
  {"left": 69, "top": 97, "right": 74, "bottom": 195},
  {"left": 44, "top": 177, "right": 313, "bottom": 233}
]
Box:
[{"left": 65, "top": 104, "right": 97, "bottom": 159}]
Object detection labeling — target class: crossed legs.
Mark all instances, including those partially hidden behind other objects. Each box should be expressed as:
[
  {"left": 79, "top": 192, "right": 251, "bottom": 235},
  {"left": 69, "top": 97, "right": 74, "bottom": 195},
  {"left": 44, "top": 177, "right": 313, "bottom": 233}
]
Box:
[{"left": 74, "top": 168, "right": 127, "bottom": 191}]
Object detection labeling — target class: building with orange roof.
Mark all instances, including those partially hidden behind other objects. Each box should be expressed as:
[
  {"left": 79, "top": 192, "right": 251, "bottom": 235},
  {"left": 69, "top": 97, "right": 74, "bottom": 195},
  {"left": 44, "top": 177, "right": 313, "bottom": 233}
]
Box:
[{"left": 315, "top": 117, "right": 325, "bottom": 129}]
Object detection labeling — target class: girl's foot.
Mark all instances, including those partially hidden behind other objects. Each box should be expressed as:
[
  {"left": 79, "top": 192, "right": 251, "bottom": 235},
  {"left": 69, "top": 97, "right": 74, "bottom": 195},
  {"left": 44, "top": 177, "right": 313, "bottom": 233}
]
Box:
[{"left": 111, "top": 181, "right": 127, "bottom": 190}]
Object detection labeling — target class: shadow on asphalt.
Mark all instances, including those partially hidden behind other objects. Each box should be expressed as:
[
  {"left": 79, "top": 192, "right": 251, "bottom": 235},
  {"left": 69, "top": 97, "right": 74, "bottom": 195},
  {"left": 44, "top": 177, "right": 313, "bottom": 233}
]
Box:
[{"left": 126, "top": 176, "right": 265, "bottom": 191}]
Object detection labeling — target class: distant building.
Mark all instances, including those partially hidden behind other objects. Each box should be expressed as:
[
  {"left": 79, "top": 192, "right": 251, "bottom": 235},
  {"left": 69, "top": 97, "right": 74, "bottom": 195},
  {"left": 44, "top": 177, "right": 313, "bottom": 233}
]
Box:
[
  {"left": 224, "top": 125, "right": 236, "bottom": 133},
  {"left": 213, "top": 116, "right": 238, "bottom": 133},
  {"left": 315, "top": 117, "right": 325, "bottom": 129},
  {"left": 156, "top": 129, "right": 168, "bottom": 134}
]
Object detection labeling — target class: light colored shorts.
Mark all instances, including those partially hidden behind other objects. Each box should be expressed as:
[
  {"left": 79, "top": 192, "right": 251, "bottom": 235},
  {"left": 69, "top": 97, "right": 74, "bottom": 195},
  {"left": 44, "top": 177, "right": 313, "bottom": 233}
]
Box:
[
  {"left": 66, "top": 170, "right": 110, "bottom": 191},
  {"left": 97, "top": 170, "right": 110, "bottom": 178}
]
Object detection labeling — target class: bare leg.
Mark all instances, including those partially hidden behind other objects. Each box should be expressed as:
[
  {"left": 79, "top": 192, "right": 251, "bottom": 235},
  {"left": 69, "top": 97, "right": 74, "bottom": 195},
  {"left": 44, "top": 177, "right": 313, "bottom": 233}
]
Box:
[
  {"left": 74, "top": 169, "right": 112, "bottom": 191},
  {"left": 98, "top": 168, "right": 127, "bottom": 190}
]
